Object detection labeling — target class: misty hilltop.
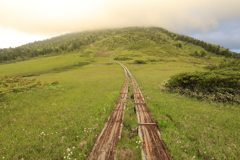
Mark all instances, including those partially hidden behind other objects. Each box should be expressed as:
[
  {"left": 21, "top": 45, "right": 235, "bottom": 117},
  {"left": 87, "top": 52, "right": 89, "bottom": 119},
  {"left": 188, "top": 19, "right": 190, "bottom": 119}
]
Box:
[{"left": 0, "top": 27, "right": 239, "bottom": 63}]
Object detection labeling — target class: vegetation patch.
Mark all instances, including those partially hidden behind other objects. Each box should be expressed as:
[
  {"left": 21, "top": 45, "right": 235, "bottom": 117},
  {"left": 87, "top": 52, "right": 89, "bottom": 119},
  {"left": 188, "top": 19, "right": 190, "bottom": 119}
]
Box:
[
  {"left": 134, "top": 60, "right": 147, "bottom": 64},
  {"left": 190, "top": 50, "right": 207, "bottom": 58},
  {"left": 23, "top": 58, "right": 94, "bottom": 77},
  {"left": 164, "top": 60, "right": 240, "bottom": 103},
  {"left": 114, "top": 56, "right": 132, "bottom": 61},
  {"left": 147, "top": 58, "right": 163, "bottom": 62},
  {"left": 80, "top": 49, "right": 96, "bottom": 58},
  {"left": 74, "top": 58, "right": 95, "bottom": 67},
  {"left": 0, "top": 75, "right": 54, "bottom": 96}
]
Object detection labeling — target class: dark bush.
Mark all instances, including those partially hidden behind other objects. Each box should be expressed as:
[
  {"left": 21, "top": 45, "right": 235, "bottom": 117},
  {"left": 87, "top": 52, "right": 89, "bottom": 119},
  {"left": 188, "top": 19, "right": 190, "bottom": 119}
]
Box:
[
  {"left": 134, "top": 60, "right": 147, "bottom": 64},
  {"left": 114, "top": 56, "right": 132, "bottom": 61},
  {"left": 164, "top": 69, "right": 240, "bottom": 103}
]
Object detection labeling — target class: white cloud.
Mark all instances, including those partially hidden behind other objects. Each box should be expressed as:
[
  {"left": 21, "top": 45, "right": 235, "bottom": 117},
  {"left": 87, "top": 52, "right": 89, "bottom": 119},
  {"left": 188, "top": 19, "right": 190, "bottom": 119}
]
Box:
[
  {"left": 0, "top": 26, "right": 48, "bottom": 48},
  {"left": 0, "top": 0, "right": 240, "bottom": 49},
  {"left": 1, "top": 0, "right": 240, "bottom": 34}
]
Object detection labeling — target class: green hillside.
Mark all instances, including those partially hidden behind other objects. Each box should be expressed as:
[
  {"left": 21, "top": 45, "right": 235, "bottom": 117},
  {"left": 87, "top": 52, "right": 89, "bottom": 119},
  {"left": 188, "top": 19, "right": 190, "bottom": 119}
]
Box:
[
  {"left": 0, "top": 27, "right": 239, "bottom": 159},
  {"left": 0, "top": 27, "right": 239, "bottom": 63}
]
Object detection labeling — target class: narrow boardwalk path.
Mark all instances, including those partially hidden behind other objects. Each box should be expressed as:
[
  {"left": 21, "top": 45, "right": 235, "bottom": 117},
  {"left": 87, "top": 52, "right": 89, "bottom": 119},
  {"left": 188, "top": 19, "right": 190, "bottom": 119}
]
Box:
[
  {"left": 117, "top": 62, "right": 171, "bottom": 160},
  {"left": 132, "top": 77, "right": 172, "bottom": 160},
  {"left": 88, "top": 61, "right": 171, "bottom": 160},
  {"left": 87, "top": 62, "right": 129, "bottom": 160}
]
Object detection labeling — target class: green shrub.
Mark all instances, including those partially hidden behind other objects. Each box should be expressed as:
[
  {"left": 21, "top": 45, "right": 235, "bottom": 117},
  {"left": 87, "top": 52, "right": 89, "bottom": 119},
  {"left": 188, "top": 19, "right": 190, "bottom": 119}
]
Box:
[
  {"left": 114, "top": 56, "right": 132, "bottom": 61},
  {"left": 50, "top": 80, "right": 59, "bottom": 85},
  {"left": 80, "top": 49, "right": 95, "bottom": 57},
  {"left": 190, "top": 50, "right": 206, "bottom": 57},
  {"left": 0, "top": 75, "right": 49, "bottom": 96},
  {"left": 134, "top": 60, "right": 147, "bottom": 64},
  {"left": 147, "top": 58, "right": 163, "bottom": 62},
  {"left": 206, "top": 59, "right": 240, "bottom": 71},
  {"left": 164, "top": 70, "right": 240, "bottom": 103}
]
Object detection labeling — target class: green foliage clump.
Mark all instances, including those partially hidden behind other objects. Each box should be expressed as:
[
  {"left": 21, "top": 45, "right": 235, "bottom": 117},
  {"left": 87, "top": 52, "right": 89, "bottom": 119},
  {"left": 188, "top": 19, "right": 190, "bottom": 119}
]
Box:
[
  {"left": 0, "top": 75, "right": 50, "bottom": 96},
  {"left": 174, "top": 43, "right": 182, "bottom": 49},
  {"left": 147, "top": 58, "right": 168, "bottom": 62},
  {"left": 206, "top": 59, "right": 240, "bottom": 71},
  {"left": 164, "top": 60, "right": 240, "bottom": 103},
  {"left": 134, "top": 60, "right": 147, "bottom": 64},
  {"left": 114, "top": 56, "right": 132, "bottom": 61},
  {"left": 147, "top": 58, "right": 161, "bottom": 62},
  {"left": 190, "top": 50, "right": 206, "bottom": 58},
  {"left": 50, "top": 80, "right": 59, "bottom": 85},
  {"left": 80, "top": 49, "right": 95, "bottom": 57}
]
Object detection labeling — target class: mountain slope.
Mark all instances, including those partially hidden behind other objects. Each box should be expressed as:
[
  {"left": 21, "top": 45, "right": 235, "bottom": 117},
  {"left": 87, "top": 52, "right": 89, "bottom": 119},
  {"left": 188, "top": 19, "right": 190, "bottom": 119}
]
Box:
[{"left": 0, "top": 27, "right": 239, "bottom": 63}]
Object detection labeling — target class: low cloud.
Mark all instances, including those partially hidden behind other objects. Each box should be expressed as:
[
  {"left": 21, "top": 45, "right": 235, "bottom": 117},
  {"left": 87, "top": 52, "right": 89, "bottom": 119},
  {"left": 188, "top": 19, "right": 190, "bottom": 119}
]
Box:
[
  {"left": 0, "top": 0, "right": 240, "bottom": 49},
  {"left": 1, "top": 0, "right": 240, "bottom": 34},
  {"left": 189, "top": 18, "right": 240, "bottom": 51}
]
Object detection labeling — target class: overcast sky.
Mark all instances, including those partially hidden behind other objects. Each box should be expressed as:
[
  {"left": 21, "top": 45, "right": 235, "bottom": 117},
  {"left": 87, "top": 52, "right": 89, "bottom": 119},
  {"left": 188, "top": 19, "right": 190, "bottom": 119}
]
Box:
[{"left": 0, "top": 0, "right": 240, "bottom": 53}]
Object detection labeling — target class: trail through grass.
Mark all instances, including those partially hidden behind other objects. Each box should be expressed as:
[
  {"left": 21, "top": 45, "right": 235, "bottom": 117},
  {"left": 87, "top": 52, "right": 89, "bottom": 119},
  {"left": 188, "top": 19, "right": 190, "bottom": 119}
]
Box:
[{"left": 0, "top": 52, "right": 239, "bottom": 159}]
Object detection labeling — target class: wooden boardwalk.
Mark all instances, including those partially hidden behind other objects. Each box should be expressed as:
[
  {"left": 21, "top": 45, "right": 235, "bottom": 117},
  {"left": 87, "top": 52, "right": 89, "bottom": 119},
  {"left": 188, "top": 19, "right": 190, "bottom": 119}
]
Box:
[{"left": 87, "top": 61, "right": 171, "bottom": 160}]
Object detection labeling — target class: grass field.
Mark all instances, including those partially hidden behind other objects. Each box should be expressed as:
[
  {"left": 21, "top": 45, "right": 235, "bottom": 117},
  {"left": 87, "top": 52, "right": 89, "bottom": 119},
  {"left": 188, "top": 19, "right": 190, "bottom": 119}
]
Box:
[
  {"left": 0, "top": 54, "right": 125, "bottom": 159},
  {"left": 0, "top": 53, "right": 93, "bottom": 76},
  {"left": 0, "top": 52, "right": 239, "bottom": 159}
]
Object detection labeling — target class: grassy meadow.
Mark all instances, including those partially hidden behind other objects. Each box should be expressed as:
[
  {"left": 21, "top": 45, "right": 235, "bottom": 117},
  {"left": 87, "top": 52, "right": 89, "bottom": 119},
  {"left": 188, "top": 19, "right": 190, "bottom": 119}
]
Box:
[
  {"left": 0, "top": 50, "right": 239, "bottom": 160},
  {"left": 0, "top": 54, "right": 125, "bottom": 159}
]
